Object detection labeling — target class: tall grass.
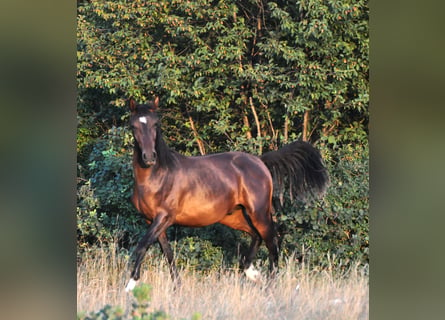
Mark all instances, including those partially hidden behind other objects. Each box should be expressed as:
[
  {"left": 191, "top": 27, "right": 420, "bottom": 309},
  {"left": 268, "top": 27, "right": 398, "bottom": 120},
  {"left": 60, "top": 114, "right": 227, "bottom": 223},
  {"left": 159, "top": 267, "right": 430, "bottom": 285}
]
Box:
[{"left": 77, "top": 245, "right": 368, "bottom": 319}]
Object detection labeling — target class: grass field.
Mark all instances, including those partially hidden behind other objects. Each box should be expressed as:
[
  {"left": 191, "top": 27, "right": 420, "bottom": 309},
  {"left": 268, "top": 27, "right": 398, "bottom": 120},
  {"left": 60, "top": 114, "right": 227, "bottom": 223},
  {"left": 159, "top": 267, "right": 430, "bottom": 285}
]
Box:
[{"left": 77, "top": 245, "right": 368, "bottom": 319}]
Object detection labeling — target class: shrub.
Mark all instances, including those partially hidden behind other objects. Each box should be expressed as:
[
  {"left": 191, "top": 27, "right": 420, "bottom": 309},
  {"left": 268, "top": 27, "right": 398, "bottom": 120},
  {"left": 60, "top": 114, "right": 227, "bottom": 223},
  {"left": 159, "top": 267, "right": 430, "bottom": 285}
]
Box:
[{"left": 77, "top": 126, "right": 144, "bottom": 250}]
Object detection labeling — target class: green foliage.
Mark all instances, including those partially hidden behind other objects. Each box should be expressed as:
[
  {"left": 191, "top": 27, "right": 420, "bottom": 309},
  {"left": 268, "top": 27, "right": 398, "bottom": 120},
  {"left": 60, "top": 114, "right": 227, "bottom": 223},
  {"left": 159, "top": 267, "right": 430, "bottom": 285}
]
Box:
[
  {"left": 77, "top": 0, "right": 368, "bottom": 272},
  {"left": 78, "top": 283, "right": 202, "bottom": 320},
  {"left": 77, "top": 126, "right": 144, "bottom": 250},
  {"left": 170, "top": 224, "right": 246, "bottom": 270},
  {"left": 77, "top": 0, "right": 368, "bottom": 155},
  {"left": 174, "top": 236, "right": 224, "bottom": 271}
]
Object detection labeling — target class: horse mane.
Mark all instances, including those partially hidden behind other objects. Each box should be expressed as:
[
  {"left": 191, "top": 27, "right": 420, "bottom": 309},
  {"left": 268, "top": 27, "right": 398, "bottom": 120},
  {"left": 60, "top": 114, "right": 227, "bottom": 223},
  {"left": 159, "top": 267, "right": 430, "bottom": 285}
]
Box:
[{"left": 153, "top": 126, "right": 184, "bottom": 171}]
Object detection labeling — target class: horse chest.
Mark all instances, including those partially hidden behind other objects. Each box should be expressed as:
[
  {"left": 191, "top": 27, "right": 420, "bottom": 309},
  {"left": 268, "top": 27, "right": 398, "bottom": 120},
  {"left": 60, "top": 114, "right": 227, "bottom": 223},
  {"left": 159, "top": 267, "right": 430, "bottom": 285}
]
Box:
[
  {"left": 132, "top": 184, "right": 160, "bottom": 216},
  {"left": 133, "top": 180, "right": 181, "bottom": 215}
]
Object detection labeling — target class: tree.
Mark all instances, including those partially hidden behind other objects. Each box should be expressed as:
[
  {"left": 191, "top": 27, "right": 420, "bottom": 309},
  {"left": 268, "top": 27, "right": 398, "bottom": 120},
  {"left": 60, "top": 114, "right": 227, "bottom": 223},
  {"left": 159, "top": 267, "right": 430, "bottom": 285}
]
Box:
[{"left": 77, "top": 0, "right": 368, "bottom": 154}]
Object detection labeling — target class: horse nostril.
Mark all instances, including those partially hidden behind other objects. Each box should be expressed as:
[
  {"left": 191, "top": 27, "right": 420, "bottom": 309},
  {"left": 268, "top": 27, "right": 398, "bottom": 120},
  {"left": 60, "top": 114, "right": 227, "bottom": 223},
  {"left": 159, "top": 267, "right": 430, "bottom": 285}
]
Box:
[{"left": 142, "top": 151, "right": 157, "bottom": 165}]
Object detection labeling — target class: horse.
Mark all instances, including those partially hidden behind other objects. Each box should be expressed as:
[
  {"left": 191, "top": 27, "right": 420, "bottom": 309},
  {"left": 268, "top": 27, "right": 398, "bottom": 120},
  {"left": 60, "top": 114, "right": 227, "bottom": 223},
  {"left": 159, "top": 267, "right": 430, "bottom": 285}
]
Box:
[{"left": 125, "top": 97, "right": 329, "bottom": 291}]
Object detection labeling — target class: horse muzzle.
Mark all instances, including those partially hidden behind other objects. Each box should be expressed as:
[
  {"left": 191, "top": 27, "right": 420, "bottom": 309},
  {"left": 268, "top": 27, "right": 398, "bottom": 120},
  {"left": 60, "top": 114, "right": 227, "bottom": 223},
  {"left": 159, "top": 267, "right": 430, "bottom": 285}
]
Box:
[{"left": 142, "top": 151, "right": 157, "bottom": 166}]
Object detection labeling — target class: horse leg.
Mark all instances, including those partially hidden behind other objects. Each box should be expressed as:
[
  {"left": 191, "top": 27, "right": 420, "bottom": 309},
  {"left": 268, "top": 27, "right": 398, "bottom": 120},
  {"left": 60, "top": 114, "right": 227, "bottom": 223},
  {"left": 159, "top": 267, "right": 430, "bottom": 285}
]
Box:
[
  {"left": 241, "top": 233, "right": 262, "bottom": 270},
  {"left": 242, "top": 233, "right": 263, "bottom": 281},
  {"left": 257, "top": 223, "right": 279, "bottom": 275},
  {"left": 244, "top": 207, "right": 279, "bottom": 276},
  {"left": 158, "top": 231, "right": 180, "bottom": 285},
  {"left": 219, "top": 209, "right": 263, "bottom": 281},
  {"left": 126, "top": 212, "right": 171, "bottom": 292},
  {"left": 237, "top": 206, "right": 268, "bottom": 281}
]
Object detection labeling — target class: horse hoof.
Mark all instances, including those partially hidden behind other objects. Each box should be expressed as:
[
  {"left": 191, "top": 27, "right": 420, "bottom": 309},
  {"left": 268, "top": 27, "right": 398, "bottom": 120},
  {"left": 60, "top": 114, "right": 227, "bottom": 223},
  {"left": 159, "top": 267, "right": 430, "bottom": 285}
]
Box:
[
  {"left": 244, "top": 265, "right": 261, "bottom": 282},
  {"left": 125, "top": 278, "right": 137, "bottom": 292}
]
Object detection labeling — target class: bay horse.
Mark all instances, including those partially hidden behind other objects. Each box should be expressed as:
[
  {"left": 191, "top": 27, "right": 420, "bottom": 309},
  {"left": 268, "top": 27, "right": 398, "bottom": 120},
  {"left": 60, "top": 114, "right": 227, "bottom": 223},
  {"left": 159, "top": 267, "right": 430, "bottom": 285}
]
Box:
[{"left": 125, "top": 98, "right": 329, "bottom": 291}]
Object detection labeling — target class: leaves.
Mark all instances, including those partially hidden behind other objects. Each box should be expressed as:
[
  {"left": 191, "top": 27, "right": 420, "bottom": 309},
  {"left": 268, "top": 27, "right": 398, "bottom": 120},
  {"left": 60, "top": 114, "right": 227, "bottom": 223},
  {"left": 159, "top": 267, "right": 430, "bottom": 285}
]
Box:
[{"left": 78, "top": 0, "right": 368, "bottom": 152}]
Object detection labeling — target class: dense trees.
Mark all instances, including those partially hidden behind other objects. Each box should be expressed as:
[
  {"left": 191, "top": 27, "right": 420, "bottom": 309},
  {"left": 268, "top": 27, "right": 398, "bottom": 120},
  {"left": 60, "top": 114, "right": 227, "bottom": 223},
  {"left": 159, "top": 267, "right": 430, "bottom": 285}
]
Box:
[{"left": 77, "top": 0, "right": 368, "bottom": 268}]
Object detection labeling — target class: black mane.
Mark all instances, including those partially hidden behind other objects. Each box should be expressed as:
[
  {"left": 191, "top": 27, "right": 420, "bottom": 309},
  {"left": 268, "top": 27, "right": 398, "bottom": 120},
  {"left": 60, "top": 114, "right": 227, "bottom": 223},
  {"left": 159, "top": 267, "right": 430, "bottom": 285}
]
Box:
[{"left": 152, "top": 126, "right": 183, "bottom": 171}]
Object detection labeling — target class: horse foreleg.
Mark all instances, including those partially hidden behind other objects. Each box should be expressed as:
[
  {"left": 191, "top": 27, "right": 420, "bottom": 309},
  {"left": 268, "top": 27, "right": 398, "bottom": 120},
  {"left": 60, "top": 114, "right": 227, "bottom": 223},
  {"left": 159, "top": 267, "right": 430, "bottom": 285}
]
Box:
[
  {"left": 158, "top": 231, "right": 180, "bottom": 285},
  {"left": 126, "top": 212, "right": 171, "bottom": 292}
]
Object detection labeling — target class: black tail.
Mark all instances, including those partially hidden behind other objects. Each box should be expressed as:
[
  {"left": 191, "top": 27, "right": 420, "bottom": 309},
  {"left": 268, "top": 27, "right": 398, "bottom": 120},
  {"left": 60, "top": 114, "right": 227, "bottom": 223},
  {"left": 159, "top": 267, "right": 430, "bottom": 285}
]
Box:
[{"left": 261, "top": 141, "right": 329, "bottom": 208}]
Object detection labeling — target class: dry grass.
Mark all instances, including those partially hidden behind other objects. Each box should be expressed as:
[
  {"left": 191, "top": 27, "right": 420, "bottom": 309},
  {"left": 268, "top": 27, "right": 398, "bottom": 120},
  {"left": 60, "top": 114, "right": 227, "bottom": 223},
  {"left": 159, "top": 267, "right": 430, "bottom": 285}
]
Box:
[{"left": 77, "top": 245, "right": 368, "bottom": 319}]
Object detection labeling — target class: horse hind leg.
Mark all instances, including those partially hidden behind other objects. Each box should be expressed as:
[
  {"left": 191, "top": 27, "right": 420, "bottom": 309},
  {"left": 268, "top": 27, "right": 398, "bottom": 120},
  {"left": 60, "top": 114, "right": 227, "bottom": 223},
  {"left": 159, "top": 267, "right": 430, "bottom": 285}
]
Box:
[
  {"left": 239, "top": 206, "right": 274, "bottom": 281},
  {"left": 241, "top": 232, "right": 261, "bottom": 270},
  {"left": 158, "top": 231, "right": 181, "bottom": 287},
  {"left": 242, "top": 206, "right": 279, "bottom": 276},
  {"left": 219, "top": 208, "right": 262, "bottom": 281},
  {"left": 242, "top": 233, "right": 262, "bottom": 281},
  {"left": 263, "top": 227, "right": 279, "bottom": 274}
]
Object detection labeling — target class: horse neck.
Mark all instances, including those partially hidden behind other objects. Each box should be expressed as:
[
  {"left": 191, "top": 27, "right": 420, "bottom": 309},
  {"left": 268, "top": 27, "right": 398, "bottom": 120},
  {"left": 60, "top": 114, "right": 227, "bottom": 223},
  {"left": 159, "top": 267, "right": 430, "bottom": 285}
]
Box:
[{"left": 154, "top": 130, "right": 177, "bottom": 170}]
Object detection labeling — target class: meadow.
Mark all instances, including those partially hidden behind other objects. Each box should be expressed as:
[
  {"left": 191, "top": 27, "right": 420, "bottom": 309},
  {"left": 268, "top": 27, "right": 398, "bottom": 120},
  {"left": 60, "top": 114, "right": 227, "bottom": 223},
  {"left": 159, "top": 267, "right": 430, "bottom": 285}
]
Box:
[{"left": 77, "top": 245, "right": 368, "bottom": 320}]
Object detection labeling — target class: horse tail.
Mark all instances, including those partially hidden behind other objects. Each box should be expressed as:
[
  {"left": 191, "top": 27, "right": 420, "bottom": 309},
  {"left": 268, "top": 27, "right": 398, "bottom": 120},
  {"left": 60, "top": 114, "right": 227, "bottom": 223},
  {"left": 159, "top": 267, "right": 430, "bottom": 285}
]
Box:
[{"left": 260, "top": 141, "right": 329, "bottom": 209}]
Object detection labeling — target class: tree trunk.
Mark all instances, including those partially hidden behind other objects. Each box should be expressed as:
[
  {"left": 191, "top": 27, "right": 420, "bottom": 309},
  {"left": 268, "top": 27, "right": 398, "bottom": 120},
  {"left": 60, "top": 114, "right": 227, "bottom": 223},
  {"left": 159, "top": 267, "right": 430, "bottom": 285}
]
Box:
[
  {"left": 302, "top": 110, "right": 310, "bottom": 142},
  {"left": 188, "top": 115, "right": 206, "bottom": 155},
  {"left": 243, "top": 115, "right": 252, "bottom": 140},
  {"left": 249, "top": 96, "right": 262, "bottom": 154},
  {"left": 283, "top": 115, "right": 289, "bottom": 144}
]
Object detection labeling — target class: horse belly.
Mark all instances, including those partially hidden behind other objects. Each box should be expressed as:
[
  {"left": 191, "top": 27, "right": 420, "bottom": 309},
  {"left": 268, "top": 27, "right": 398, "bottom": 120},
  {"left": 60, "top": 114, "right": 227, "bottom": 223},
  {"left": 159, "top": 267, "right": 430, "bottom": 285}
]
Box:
[{"left": 173, "top": 198, "right": 231, "bottom": 227}]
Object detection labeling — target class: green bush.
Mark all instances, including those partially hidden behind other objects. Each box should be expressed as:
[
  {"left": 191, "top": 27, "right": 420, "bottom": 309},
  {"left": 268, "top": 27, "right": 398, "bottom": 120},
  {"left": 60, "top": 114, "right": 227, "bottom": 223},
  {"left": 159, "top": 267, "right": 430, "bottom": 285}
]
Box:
[
  {"left": 169, "top": 225, "right": 245, "bottom": 270},
  {"left": 77, "top": 126, "right": 144, "bottom": 250}
]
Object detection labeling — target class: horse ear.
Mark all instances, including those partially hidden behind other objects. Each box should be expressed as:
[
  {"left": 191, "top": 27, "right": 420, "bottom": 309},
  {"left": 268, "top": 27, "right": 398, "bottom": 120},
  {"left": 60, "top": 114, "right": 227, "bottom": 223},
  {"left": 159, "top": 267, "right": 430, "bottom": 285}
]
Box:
[
  {"left": 153, "top": 96, "right": 160, "bottom": 110},
  {"left": 129, "top": 97, "right": 136, "bottom": 112}
]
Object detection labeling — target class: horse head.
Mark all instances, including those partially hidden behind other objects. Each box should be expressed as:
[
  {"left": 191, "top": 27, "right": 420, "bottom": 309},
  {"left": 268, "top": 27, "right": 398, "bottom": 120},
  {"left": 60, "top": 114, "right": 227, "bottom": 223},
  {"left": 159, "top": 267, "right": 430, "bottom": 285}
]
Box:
[{"left": 129, "top": 97, "right": 160, "bottom": 167}]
